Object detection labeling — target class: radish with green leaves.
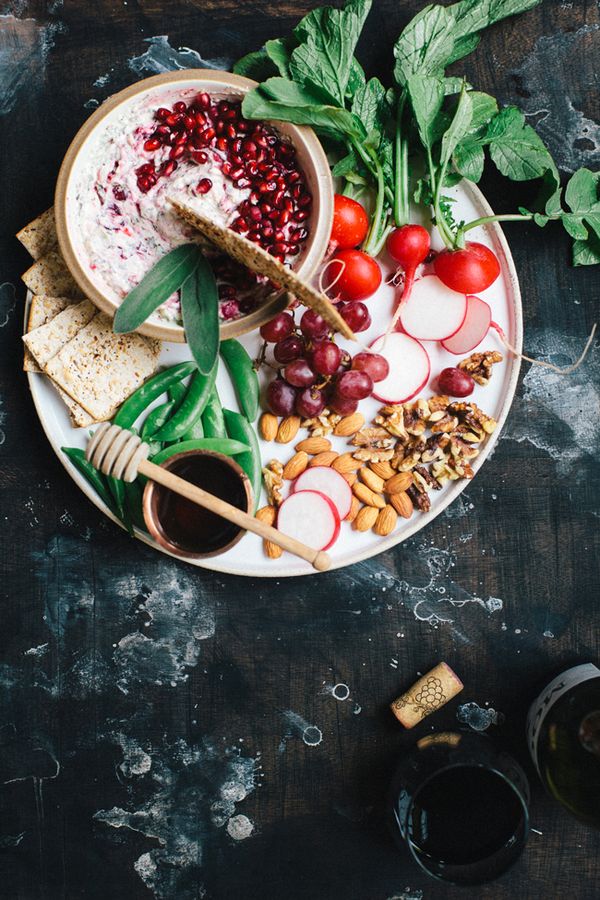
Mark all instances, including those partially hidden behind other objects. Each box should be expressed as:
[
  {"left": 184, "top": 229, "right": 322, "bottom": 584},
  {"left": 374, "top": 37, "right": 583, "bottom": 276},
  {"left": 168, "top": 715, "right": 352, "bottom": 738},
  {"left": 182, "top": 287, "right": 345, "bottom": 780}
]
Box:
[
  {"left": 434, "top": 242, "right": 501, "bottom": 294},
  {"left": 330, "top": 195, "right": 369, "bottom": 251}
]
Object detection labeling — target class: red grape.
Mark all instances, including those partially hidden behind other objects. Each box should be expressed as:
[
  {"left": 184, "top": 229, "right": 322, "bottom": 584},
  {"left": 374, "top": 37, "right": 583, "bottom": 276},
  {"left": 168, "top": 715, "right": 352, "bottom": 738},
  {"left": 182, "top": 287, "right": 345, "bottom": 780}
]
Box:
[
  {"left": 311, "top": 340, "right": 342, "bottom": 376},
  {"left": 329, "top": 393, "right": 359, "bottom": 416},
  {"left": 267, "top": 379, "right": 297, "bottom": 416},
  {"left": 339, "top": 301, "right": 371, "bottom": 333},
  {"left": 336, "top": 349, "right": 352, "bottom": 374},
  {"left": 259, "top": 312, "right": 294, "bottom": 343},
  {"left": 437, "top": 367, "right": 475, "bottom": 397},
  {"left": 351, "top": 351, "right": 390, "bottom": 383},
  {"left": 336, "top": 370, "right": 373, "bottom": 400},
  {"left": 296, "top": 387, "right": 326, "bottom": 418},
  {"left": 300, "top": 309, "right": 329, "bottom": 340},
  {"left": 274, "top": 335, "right": 304, "bottom": 364},
  {"left": 284, "top": 359, "right": 317, "bottom": 388}
]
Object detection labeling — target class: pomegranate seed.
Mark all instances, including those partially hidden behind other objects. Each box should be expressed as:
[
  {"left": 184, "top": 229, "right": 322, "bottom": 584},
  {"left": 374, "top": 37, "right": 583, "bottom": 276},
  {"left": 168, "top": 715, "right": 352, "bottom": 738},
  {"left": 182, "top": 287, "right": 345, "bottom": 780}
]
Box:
[
  {"left": 260, "top": 202, "right": 272, "bottom": 215},
  {"left": 137, "top": 175, "right": 152, "bottom": 193},
  {"left": 229, "top": 166, "right": 244, "bottom": 181},
  {"left": 283, "top": 198, "right": 294, "bottom": 213},
  {"left": 217, "top": 136, "right": 228, "bottom": 152},
  {"left": 277, "top": 209, "right": 291, "bottom": 226},
  {"left": 274, "top": 229, "right": 285, "bottom": 242},
  {"left": 155, "top": 107, "right": 171, "bottom": 121},
  {"left": 249, "top": 191, "right": 260, "bottom": 205},
  {"left": 291, "top": 184, "right": 303, "bottom": 200},
  {"left": 220, "top": 299, "right": 240, "bottom": 319},
  {"left": 273, "top": 188, "right": 285, "bottom": 208},
  {"left": 248, "top": 231, "right": 262, "bottom": 244},
  {"left": 288, "top": 171, "right": 301, "bottom": 184},
  {"left": 294, "top": 209, "right": 309, "bottom": 222},
  {"left": 262, "top": 224, "right": 274, "bottom": 239},
  {"left": 298, "top": 193, "right": 313, "bottom": 208},
  {"left": 113, "top": 185, "right": 127, "bottom": 201},
  {"left": 194, "top": 112, "right": 207, "bottom": 128},
  {"left": 222, "top": 161, "right": 232, "bottom": 177},
  {"left": 254, "top": 135, "right": 268, "bottom": 149},
  {"left": 143, "top": 137, "right": 161, "bottom": 151},
  {"left": 209, "top": 105, "right": 219, "bottom": 118},
  {"left": 268, "top": 209, "right": 280, "bottom": 221},
  {"left": 273, "top": 253, "right": 285, "bottom": 263},
  {"left": 226, "top": 124, "right": 236, "bottom": 140},
  {"left": 191, "top": 150, "right": 208, "bottom": 164},
  {"left": 156, "top": 124, "right": 170, "bottom": 137},
  {"left": 173, "top": 101, "right": 187, "bottom": 114},
  {"left": 229, "top": 155, "right": 243, "bottom": 167},
  {"left": 273, "top": 241, "right": 288, "bottom": 255},
  {"left": 202, "top": 127, "right": 216, "bottom": 142},
  {"left": 291, "top": 227, "right": 308, "bottom": 242},
  {"left": 246, "top": 161, "right": 259, "bottom": 176},
  {"left": 216, "top": 120, "right": 225, "bottom": 135},
  {"left": 165, "top": 114, "right": 179, "bottom": 127},
  {"left": 196, "top": 92, "right": 210, "bottom": 109},
  {"left": 158, "top": 160, "right": 177, "bottom": 177},
  {"left": 196, "top": 178, "right": 212, "bottom": 194},
  {"left": 169, "top": 144, "right": 186, "bottom": 160},
  {"left": 287, "top": 244, "right": 300, "bottom": 256},
  {"left": 232, "top": 217, "right": 249, "bottom": 233},
  {"left": 218, "top": 100, "right": 230, "bottom": 113},
  {"left": 167, "top": 131, "right": 179, "bottom": 146},
  {"left": 223, "top": 109, "right": 238, "bottom": 121},
  {"left": 248, "top": 207, "right": 261, "bottom": 223},
  {"left": 237, "top": 178, "right": 251, "bottom": 188},
  {"left": 136, "top": 162, "right": 155, "bottom": 176},
  {"left": 242, "top": 139, "right": 257, "bottom": 156},
  {"left": 237, "top": 120, "right": 249, "bottom": 133},
  {"left": 182, "top": 115, "right": 195, "bottom": 131},
  {"left": 174, "top": 132, "right": 188, "bottom": 146}
]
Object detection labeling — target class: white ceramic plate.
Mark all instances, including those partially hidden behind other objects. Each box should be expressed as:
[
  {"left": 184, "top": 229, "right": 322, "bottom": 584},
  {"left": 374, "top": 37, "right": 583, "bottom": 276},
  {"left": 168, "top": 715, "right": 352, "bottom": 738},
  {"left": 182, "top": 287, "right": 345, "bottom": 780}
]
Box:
[{"left": 26, "top": 181, "right": 522, "bottom": 577}]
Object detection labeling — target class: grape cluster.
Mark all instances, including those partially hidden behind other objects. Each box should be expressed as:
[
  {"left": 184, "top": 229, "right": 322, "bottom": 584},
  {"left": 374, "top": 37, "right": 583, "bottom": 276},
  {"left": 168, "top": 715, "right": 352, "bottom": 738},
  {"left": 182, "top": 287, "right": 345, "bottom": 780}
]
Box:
[{"left": 260, "top": 309, "right": 390, "bottom": 418}]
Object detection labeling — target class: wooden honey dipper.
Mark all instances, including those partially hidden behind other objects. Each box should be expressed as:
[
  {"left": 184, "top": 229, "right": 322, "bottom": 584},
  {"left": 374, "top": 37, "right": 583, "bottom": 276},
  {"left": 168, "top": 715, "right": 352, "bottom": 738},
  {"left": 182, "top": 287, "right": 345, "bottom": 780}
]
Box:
[{"left": 86, "top": 423, "right": 331, "bottom": 571}]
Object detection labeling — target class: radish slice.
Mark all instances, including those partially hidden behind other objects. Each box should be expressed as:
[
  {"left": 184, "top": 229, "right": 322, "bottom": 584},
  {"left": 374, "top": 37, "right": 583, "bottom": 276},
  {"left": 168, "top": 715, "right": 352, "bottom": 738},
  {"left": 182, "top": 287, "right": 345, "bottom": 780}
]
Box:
[
  {"left": 441, "top": 295, "right": 492, "bottom": 354},
  {"left": 277, "top": 490, "right": 340, "bottom": 551},
  {"left": 293, "top": 466, "right": 352, "bottom": 520},
  {"left": 399, "top": 275, "right": 467, "bottom": 341},
  {"left": 369, "top": 332, "right": 431, "bottom": 404}
]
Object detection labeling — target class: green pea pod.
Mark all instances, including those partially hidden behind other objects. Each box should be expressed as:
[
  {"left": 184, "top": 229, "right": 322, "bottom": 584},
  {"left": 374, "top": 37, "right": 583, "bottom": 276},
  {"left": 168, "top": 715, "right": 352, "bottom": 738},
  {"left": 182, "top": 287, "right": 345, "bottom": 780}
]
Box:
[
  {"left": 107, "top": 476, "right": 133, "bottom": 535},
  {"left": 61, "top": 447, "right": 118, "bottom": 515},
  {"left": 223, "top": 409, "right": 262, "bottom": 512},
  {"left": 220, "top": 339, "right": 259, "bottom": 422},
  {"left": 180, "top": 416, "right": 205, "bottom": 441},
  {"left": 150, "top": 438, "right": 250, "bottom": 467},
  {"left": 140, "top": 399, "right": 174, "bottom": 441},
  {"left": 113, "top": 361, "right": 197, "bottom": 429},
  {"left": 124, "top": 479, "right": 147, "bottom": 532},
  {"left": 168, "top": 380, "right": 187, "bottom": 405},
  {"left": 151, "top": 363, "right": 217, "bottom": 442},
  {"left": 201, "top": 385, "right": 227, "bottom": 439}
]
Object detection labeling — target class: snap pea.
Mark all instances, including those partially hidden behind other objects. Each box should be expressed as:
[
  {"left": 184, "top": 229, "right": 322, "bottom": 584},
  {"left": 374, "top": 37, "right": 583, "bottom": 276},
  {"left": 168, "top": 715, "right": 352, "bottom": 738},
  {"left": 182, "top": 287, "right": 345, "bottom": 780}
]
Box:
[
  {"left": 113, "top": 361, "right": 197, "bottom": 429},
  {"left": 140, "top": 399, "right": 174, "bottom": 441},
  {"left": 201, "top": 385, "right": 227, "bottom": 439},
  {"left": 124, "top": 479, "right": 147, "bottom": 533},
  {"left": 61, "top": 447, "right": 118, "bottom": 515},
  {"left": 220, "top": 340, "right": 259, "bottom": 422},
  {"left": 150, "top": 438, "right": 250, "bottom": 467},
  {"left": 168, "top": 380, "right": 187, "bottom": 405},
  {"left": 180, "top": 416, "right": 204, "bottom": 441},
  {"left": 107, "top": 476, "right": 133, "bottom": 535},
  {"left": 151, "top": 363, "right": 217, "bottom": 442},
  {"left": 223, "top": 409, "right": 262, "bottom": 512}
]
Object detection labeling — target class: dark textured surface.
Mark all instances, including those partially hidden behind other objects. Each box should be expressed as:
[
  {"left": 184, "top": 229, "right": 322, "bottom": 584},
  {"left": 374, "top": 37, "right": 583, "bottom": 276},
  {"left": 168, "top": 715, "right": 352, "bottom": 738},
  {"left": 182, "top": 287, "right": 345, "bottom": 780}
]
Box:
[{"left": 0, "top": 1, "right": 599, "bottom": 898}]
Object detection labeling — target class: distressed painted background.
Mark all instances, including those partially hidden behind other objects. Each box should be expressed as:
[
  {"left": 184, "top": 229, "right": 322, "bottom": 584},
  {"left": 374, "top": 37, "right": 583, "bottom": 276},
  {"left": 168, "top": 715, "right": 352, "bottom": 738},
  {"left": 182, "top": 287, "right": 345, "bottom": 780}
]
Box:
[{"left": 0, "top": 1, "right": 599, "bottom": 898}]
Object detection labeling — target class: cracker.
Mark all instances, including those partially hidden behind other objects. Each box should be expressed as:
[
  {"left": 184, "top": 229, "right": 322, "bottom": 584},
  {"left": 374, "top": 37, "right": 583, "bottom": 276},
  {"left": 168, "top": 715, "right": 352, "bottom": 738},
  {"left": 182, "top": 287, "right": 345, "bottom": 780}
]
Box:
[
  {"left": 24, "top": 295, "right": 74, "bottom": 372},
  {"left": 45, "top": 313, "right": 161, "bottom": 421},
  {"left": 16, "top": 208, "right": 58, "bottom": 260},
  {"left": 22, "top": 250, "right": 84, "bottom": 299},
  {"left": 168, "top": 198, "right": 355, "bottom": 341}
]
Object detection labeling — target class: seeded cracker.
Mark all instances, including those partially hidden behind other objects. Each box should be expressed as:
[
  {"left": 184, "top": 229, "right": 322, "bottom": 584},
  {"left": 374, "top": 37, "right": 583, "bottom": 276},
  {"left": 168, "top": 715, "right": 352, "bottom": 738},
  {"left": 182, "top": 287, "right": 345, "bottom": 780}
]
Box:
[
  {"left": 24, "top": 295, "right": 74, "bottom": 372},
  {"left": 45, "top": 313, "right": 161, "bottom": 421},
  {"left": 168, "top": 198, "right": 355, "bottom": 341},
  {"left": 22, "top": 250, "right": 85, "bottom": 299},
  {"left": 16, "top": 208, "right": 58, "bottom": 260}
]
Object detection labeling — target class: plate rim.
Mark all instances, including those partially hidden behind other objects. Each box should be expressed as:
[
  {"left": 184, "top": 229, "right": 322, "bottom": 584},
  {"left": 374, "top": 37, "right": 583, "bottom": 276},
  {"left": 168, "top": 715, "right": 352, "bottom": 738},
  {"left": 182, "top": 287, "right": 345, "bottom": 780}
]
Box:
[{"left": 26, "top": 179, "right": 522, "bottom": 577}]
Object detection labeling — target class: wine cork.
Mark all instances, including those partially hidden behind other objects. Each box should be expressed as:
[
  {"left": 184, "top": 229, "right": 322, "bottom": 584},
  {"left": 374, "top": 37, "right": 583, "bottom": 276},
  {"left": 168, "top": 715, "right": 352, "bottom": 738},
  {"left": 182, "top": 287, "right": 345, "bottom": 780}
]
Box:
[{"left": 390, "top": 662, "right": 464, "bottom": 729}]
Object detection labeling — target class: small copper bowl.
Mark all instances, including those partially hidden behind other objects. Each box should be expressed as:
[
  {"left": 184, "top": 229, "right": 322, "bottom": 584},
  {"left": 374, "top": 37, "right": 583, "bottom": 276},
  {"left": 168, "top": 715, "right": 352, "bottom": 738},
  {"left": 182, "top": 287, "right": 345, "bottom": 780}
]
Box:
[{"left": 142, "top": 450, "right": 253, "bottom": 560}]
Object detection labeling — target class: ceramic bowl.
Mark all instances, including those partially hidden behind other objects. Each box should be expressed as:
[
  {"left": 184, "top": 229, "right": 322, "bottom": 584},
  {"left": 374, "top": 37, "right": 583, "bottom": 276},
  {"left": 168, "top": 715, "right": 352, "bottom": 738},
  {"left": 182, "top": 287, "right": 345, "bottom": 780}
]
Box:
[{"left": 55, "top": 70, "right": 333, "bottom": 343}]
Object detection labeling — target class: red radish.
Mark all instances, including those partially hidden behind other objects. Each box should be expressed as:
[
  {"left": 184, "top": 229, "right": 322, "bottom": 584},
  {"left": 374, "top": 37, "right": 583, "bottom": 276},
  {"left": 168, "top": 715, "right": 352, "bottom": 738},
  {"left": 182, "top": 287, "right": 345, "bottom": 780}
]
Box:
[
  {"left": 277, "top": 490, "right": 340, "bottom": 551},
  {"left": 387, "top": 225, "right": 430, "bottom": 300},
  {"left": 369, "top": 332, "right": 430, "bottom": 404},
  {"left": 330, "top": 195, "right": 369, "bottom": 250},
  {"left": 434, "top": 242, "right": 500, "bottom": 294},
  {"left": 437, "top": 367, "right": 475, "bottom": 397},
  {"left": 398, "top": 275, "right": 467, "bottom": 342},
  {"left": 441, "top": 295, "right": 492, "bottom": 354},
  {"left": 324, "top": 249, "right": 382, "bottom": 302},
  {"left": 293, "top": 467, "right": 352, "bottom": 520}
]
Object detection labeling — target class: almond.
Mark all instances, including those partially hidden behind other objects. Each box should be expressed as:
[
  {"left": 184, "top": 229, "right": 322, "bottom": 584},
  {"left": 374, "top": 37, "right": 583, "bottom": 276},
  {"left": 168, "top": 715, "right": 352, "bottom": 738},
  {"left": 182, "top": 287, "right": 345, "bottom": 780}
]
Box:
[
  {"left": 295, "top": 436, "right": 331, "bottom": 454},
  {"left": 332, "top": 452, "right": 362, "bottom": 474},
  {"left": 360, "top": 467, "right": 385, "bottom": 494},
  {"left": 353, "top": 482, "right": 386, "bottom": 509},
  {"left": 275, "top": 415, "right": 301, "bottom": 444},
  {"left": 333, "top": 412, "right": 365, "bottom": 437},
  {"left": 283, "top": 451, "right": 309, "bottom": 480},
  {"left": 345, "top": 496, "right": 361, "bottom": 523},
  {"left": 259, "top": 412, "right": 278, "bottom": 442},
  {"left": 352, "top": 505, "right": 379, "bottom": 532},
  {"left": 342, "top": 472, "right": 357, "bottom": 487},
  {"left": 385, "top": 472, "right": 414, "bottom": 495},
  {"left": 264, "top": 539, "right": 283, "bottom": 558},
  {"left": 308, "top": 450, "right": 339, "bottom": 468},
  {"left": 369, "top": 460, "right": 395, "bottom": 480},
  {"left": 390, "top": 491, "right": 413, "bottom": 519},
  {"left": 373, "top": 504, "right": 398, "bottom": 536},
  {"left": 256, "top": 505, "right": 276, "bottom": 526}
]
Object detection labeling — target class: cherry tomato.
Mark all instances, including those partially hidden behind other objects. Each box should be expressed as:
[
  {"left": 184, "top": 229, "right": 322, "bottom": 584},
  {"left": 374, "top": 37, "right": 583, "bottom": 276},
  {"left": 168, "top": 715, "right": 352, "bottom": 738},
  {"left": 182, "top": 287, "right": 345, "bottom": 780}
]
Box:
[
  {"left": 324, "top": 249, "right": 382, "bottom": 302},
  {"left": 434, "top": 242, "right": 500, "bottom": 294},
  {"left": 330, "top": 194, "right": 369, "bottom": 249}
]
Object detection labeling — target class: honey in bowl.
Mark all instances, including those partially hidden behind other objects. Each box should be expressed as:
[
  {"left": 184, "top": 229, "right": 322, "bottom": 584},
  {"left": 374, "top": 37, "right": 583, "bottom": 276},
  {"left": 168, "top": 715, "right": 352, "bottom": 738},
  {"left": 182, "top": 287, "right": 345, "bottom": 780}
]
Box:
[{"left": 143, "top": 450, "right": 252, "bottom": 558}]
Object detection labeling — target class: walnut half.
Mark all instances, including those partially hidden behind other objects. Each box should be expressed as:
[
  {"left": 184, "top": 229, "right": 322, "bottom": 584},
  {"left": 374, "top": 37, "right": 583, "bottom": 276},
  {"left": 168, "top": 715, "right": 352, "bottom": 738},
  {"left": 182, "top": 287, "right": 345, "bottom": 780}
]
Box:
[{"left": 458, "top": 350, "right": 503, "bottom": 386}]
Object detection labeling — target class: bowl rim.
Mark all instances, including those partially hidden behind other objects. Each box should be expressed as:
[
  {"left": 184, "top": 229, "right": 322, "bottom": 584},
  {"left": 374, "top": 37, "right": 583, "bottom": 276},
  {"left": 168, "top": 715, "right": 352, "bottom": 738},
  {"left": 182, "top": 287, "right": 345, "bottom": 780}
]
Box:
[
  {"left": 142, "top": 448, "right": 253, "bottom": 558},
  {"left": 54, "top": 69, "right": 333, "bottom": 344}
]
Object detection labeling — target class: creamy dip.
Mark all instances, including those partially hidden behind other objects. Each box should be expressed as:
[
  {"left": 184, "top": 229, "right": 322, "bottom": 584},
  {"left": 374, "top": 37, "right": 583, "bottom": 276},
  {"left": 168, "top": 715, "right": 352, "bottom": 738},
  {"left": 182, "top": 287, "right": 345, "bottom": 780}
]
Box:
[{"left": 74, "top": 88, "right": 309, "bottom": 324}]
